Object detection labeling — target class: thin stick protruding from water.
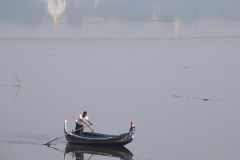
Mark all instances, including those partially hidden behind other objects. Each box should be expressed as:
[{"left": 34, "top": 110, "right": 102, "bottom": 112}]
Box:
[
  {"left": 14, "top": 72, "right": 21, "bottom": 87},
  {"left": 14, "top": 72, "right": 21, "bottom": 101}
]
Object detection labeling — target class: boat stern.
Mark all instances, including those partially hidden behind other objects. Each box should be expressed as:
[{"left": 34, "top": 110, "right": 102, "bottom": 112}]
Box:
[
  {"left": 129, "top": 121, "right": 135, "bottom": 135},
  {"left": 64, "top": 116, "right": 69, "bottom": 134},
  {"left": 125, "top": 121, "right": 135, "bottom": 142}
]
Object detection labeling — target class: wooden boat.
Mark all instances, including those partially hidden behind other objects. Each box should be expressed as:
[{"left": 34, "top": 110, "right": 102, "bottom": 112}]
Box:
[
  {"left": 64, "top": 116, "right": 135, "bottom": 146},
  {"left": 64, "top": 144, "right": 134, "bottom": 160}
]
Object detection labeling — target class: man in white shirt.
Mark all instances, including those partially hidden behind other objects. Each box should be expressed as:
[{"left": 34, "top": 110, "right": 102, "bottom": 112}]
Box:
[{"left": 75, "top": 111, "right": 93, "bottom": 135}]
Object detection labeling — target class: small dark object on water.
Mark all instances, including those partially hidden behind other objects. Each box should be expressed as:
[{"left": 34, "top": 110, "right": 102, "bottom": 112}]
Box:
[{"left": 203, "top": 99, "right": 209, "bottom": 101}]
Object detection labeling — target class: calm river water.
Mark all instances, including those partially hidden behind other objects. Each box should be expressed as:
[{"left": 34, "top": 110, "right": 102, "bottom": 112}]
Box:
[{"left": 0, "top": 0, "right": 240, "bottom": 160}]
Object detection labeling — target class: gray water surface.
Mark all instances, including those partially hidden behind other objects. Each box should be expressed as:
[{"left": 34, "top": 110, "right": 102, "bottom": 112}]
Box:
[{"left": 0, "top": 0, "right": 240, "bottom": 160}]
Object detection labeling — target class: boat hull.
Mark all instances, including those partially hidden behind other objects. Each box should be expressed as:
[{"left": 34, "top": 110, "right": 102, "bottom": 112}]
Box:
[
  {"left": 65, "top": 132, "right": 133, "bottom": 146},
  {"left": 64, "top": 117, "right": 135, "bottom": 146}
]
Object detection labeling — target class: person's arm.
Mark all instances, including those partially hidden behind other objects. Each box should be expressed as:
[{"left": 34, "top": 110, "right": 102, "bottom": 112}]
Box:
[
  {"left": 87, "top": 120, "right": 93, "bottom": 125},
  {"left": 80, "top": 118, "right": 88, "bottom": 125}
]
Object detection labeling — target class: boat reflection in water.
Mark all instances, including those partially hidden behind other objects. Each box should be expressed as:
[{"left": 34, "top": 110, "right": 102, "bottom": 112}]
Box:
[{"left": 64, "top": 144, "right": 134, "bottom": 160}]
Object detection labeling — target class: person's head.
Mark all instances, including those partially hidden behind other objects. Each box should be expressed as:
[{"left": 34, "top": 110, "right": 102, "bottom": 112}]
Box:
[{"left": 83, "top": 111, "right": 87, "bottom": 118}]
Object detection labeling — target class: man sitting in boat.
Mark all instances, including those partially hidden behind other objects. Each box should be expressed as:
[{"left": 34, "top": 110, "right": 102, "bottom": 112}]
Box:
[{"left": 75, "top": 111, "right": 93, "bottom": 135}]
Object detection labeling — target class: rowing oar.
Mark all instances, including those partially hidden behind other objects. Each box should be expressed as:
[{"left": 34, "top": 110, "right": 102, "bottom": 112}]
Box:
[
  {"left": 85, "top": 122, "right": 94, "bottom": 133},
  {"left": 44, "top": 121, "right": 92, "bottom": 145},
  {"left": 73, "top": 115, "right": 95, "bottom": 133},
  {"left": 85, "top": 122, "right": 95, "bottom": 133}
]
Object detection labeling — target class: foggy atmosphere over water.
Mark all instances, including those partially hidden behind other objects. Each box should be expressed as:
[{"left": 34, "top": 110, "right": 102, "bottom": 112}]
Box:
[{"left": 0, "top": 0, "right": 240, "bottom": 160}]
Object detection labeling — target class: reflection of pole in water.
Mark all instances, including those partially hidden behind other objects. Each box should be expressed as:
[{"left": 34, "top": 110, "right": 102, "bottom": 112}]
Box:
[
  {"left": 14, "top": 72, "right": 21, "bottom": 101},
  {"left": 0, "top": 72, "right": 21, "bottom": 101},
  {"left": 45, "top": 0, "right": 66, "bottom": 25},
  {"left": 173, "top": 19, "right": 180, "bottom": 38},
  {"left": 48, "top": 146, "right": 84, "bottom": 160}
]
